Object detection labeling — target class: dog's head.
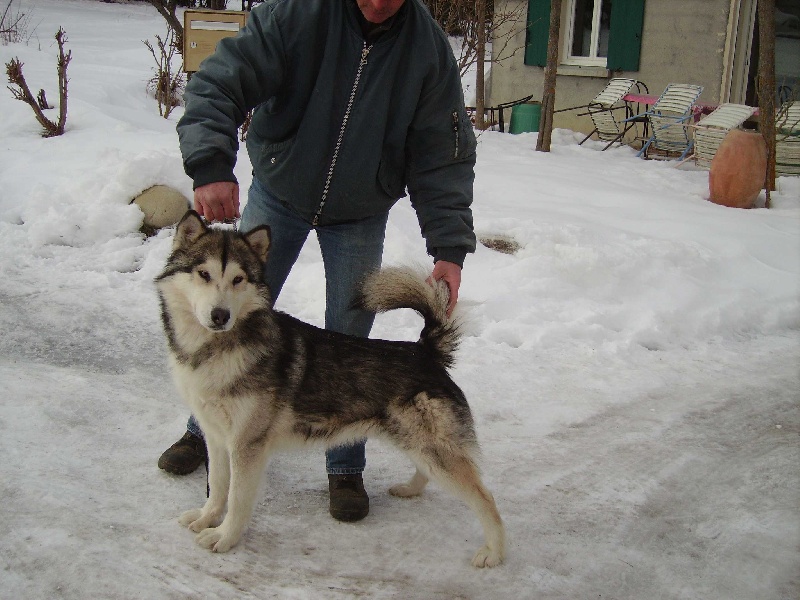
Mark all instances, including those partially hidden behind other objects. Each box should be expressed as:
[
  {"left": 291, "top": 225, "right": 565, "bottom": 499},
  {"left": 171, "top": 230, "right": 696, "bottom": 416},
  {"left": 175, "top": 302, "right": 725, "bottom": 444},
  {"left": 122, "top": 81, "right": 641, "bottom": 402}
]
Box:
[{"left": 156, "top": 210, "right": 272, "bottom": 333}]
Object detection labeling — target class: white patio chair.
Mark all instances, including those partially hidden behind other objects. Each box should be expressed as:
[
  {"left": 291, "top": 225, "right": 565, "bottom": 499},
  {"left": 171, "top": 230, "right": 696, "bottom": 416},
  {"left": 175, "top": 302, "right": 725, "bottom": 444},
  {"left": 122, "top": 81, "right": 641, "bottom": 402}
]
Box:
[
  {"left": 625, "top": 83, "right": 704, "bottom": 160},
  {"left": 575, "top": 78, "right": 640, "bottom": 149},
  {"left": 693, "top": 103, "right": 757, "bottom": 168},
  {"left": 776, "top": 101, "right": 800, "bottom": 176}
]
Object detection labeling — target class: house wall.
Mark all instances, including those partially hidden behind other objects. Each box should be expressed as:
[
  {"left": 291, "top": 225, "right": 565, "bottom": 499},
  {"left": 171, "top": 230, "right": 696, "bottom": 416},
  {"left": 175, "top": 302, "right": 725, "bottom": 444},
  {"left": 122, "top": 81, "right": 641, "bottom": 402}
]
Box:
[{"left": 489, "top": 0, "right": 734, "bottom": 136}]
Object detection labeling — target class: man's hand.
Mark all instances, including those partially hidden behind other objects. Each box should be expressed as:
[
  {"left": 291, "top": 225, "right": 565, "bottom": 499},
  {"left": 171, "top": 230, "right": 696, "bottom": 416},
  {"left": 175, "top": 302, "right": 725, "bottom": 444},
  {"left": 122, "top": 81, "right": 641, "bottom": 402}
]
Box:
[
  {"left": 194, "top": 181, "right": 240, "bottom": 222},
  {"left": 428, "top": 260, "right": 462, "bottom": 317}
]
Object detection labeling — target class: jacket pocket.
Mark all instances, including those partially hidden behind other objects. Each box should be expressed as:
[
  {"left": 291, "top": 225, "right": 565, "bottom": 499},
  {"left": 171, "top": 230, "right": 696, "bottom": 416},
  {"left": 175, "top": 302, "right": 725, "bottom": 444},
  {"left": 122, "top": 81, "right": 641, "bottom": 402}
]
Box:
[
  {"left": 262, "top": 136, "right": 294, "bottom": 161},
  {"left": 250, "top": 134, "right": 296, "bottom": 177}
]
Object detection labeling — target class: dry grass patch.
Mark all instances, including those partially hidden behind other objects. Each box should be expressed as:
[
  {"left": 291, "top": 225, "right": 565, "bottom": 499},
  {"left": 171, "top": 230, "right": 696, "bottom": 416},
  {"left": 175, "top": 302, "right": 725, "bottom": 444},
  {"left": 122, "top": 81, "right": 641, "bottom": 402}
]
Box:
[{"left": 479, "top": 236, "right": 521, "bottom": 255}]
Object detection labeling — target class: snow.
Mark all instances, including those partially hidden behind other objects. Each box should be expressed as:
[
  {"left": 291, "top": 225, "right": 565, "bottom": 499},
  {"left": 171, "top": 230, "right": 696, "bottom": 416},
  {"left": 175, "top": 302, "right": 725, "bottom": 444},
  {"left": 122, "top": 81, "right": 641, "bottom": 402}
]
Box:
[{"left": 1, "top": 1, "right": 798, "bottom": 598}]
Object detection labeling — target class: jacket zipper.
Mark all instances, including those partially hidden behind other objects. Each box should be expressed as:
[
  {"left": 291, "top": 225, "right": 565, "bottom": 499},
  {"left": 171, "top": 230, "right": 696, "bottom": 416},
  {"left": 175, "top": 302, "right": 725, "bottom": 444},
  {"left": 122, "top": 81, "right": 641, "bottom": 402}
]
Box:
[
  {"left": 314, "top": 41, "right": 373, "bottom": 226},
  {"left": 452, "top": 111, "right": 459, "bottom": 159}
]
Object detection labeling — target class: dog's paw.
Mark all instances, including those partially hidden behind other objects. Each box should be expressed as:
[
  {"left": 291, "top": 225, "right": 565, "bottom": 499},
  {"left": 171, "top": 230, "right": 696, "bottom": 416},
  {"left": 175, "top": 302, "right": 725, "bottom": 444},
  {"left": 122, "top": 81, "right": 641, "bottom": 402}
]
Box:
[
  {"left": 179, "top": 508, "right": 219, "bottom": 532},
  {"left": 388, "top": 484, "right": 418, "bottom": 497},
  {"left": 178, "top": 508, "right": 202, "bottom": 527},
  {"left": 388, "top": 483, "right": 422, "bottom": 498},
  {"left": 195, "top": 526, "right": 240, "bottom": 553},
  {"left": 388, "top": 471, "right": 428, "bottom": 497},
  {"left": 471, "top": 545, "right": 503, "bottom": 568}
]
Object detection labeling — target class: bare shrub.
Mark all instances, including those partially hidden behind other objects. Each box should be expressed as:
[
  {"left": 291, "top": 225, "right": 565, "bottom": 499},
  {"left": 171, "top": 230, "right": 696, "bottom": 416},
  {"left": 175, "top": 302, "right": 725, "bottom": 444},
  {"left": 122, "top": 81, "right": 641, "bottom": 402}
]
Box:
[
  {"left": 144, "top": 28, "right": 185, "bottom": 118},
  {"left": 0, "top": 0, "right": 36, "bottom": 45},
  {"left": 424, "top": 0, "right": 525, "bottom": 77},
  {"left": 5, "top": 27, "right": 71, "bottom": 137},
  {"left": 145, "top": 1, "right": 184, "bottom": 53},
  {"left": 423, "top": 0, "right": 526, "bottom": 129}
]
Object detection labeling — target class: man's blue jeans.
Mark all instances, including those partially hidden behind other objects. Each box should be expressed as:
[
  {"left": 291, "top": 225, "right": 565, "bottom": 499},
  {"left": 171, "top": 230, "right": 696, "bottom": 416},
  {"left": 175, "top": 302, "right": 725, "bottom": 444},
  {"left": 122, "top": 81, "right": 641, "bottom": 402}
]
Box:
[{"left": 187, "top": 177, "right": 388, "bottom": 475}]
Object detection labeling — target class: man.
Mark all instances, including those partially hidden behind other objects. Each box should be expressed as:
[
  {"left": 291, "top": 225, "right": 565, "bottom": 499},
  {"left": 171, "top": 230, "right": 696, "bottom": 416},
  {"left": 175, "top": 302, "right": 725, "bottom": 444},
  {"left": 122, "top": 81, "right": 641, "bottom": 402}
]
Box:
[{"left": 159, "top": 0, "right": 477, "bottom": 523}]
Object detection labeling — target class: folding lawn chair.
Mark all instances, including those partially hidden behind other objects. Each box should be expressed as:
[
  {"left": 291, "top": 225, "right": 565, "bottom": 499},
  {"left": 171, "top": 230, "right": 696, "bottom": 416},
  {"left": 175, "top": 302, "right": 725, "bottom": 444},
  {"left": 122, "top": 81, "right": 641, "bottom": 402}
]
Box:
[
  {"left": 568, "top": 78, "right": 642, "bottom": 149},
  {"left": 551, "top": 79, "right": 648, "bottom": 149},
  {"left": 626, "top": 83, "right": 704, "bottom": 160},
  {"left": 693, "top": 103, "right": 757, "bottom": 168},
  {"left": 577, "top": 78, "right": 637, "bottom": 148},
  {"left": 775, "top": 101, "right": 800, "bottom": 176}
]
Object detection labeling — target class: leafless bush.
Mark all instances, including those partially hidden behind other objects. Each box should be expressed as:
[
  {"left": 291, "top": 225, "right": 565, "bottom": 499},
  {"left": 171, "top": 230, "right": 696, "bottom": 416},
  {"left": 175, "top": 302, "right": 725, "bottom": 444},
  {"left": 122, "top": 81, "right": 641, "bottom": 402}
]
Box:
[
  {"left": 5, "top": 27, "right": 71, "bottom": 137},
  {"left": 144, "top": 28, "right": 185, "bottom": 118},
  {"left": 145, "top": 1, "right": 185, "bottom": 53},
  {"left": 423, "top": 0, "right": 526, "bottom": 129},
  {"left": 1, "top": 0, "right": 36, "bottom": 45},
  {"left": 425, "top": 0, "right": 525, "bottom": 77}
]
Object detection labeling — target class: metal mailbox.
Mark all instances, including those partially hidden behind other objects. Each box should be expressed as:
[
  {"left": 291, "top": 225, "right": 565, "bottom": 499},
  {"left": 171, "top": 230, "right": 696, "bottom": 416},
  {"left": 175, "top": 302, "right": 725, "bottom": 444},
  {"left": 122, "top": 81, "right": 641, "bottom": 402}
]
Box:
[{"left": 183, "top": 9, "right": 247, "bottom": 73}]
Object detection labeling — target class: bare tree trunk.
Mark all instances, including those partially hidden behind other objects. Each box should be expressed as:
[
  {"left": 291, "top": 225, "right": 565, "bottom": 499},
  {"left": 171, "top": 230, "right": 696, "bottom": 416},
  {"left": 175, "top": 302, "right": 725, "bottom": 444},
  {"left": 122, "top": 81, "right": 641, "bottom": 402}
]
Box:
[
  {"left": 536, "top": 0, "right": 562, "bottom": 152},
  {"left": 757, "top": 0, "right": 776, "bottom": 206},
  {"left": 474, "top": 0, "right": 487, "bottom": 129}
]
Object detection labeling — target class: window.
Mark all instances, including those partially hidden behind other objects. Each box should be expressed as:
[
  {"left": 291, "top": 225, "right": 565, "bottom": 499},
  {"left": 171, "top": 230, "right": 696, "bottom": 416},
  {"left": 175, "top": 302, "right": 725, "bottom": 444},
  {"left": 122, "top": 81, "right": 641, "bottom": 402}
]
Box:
[
  {"left": 524, "top": 0, "right": 645, "bottom": 72},
  {"left": 774, "top": 0, "right": 800, "bottom": 103},
  {"left": 565, "top": 0, "right": 612, "bottom": 66}
]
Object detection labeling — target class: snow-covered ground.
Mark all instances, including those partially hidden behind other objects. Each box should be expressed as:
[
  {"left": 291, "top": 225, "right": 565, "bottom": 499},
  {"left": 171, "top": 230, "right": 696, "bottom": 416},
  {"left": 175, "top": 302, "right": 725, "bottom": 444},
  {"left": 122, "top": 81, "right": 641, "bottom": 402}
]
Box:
[{"left": 1, "top": 1, "right": 798, "bottom": 598}]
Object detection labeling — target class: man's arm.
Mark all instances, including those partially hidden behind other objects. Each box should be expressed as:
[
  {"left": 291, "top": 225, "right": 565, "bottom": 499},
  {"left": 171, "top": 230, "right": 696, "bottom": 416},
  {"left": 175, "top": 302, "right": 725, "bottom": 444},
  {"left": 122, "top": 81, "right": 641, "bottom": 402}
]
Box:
[
  {"left": 177, "top": 6, "right": 286, "bottom": 220},
  {"left": 406, "top": 46, "right": 477, "bottom": 315}
]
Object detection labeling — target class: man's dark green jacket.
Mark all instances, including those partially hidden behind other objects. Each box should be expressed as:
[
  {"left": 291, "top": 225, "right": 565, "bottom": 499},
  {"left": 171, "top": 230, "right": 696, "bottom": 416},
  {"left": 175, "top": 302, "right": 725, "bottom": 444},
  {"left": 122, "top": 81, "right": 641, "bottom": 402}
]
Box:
[{"left": 177, "top": 0, "right": 476, "bottom": 266}]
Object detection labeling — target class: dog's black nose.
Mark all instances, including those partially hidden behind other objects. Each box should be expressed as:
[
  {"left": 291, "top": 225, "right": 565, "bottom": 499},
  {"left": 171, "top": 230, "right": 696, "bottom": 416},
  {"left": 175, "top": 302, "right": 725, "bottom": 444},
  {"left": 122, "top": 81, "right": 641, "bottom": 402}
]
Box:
[{"left": 211, "top": 308, "right": 230, "bottom": 328}]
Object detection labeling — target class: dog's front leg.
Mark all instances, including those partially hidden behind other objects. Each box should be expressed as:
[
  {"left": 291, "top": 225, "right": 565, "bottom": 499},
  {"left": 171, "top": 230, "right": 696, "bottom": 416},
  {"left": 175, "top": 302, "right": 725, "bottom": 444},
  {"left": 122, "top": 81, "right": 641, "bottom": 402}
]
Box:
[
  {"left": 194, "top": 443, "right": 270, "bottom": 553},
  {"left": 179, "top": 439, "right": 229, "bottom": 532}
]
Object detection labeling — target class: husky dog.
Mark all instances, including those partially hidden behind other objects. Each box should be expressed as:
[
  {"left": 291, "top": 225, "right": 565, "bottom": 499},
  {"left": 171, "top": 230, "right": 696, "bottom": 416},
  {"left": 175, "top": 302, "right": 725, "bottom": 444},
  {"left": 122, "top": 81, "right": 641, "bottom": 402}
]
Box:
[{"left": 155, "top": 211, "right": 505, "bottom": 568}]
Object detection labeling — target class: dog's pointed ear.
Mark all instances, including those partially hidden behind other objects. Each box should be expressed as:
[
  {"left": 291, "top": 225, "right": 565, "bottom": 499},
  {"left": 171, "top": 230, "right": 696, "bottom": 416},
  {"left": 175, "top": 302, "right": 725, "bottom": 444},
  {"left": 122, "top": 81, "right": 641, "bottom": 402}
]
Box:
[
  {"left": 174, "top": 210, "right": 207, "bottom": 249},
  {"left": 245, "top": 225, "right": 271, "bottom": 263}
]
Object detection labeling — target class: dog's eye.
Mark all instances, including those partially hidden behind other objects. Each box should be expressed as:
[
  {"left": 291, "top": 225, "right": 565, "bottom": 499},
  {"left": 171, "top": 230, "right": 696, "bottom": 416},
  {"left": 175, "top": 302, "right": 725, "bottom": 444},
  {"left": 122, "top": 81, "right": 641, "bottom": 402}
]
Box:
[
  {"left": 197, "top": 270, "right": 211, "bottom": 282},
  {"left": 232, "top": 275, "right": 244, "bottom": 286}
]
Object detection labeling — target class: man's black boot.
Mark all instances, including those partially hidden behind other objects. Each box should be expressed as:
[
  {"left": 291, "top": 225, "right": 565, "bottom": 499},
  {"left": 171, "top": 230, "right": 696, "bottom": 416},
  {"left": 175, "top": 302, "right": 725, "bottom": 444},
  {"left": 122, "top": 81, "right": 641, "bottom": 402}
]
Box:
[
  {"left": 328, "top": 474, "right": 370, "bottom": 522},
  {"left": 158, "top": 431, "right": 207, "bottom": 475}
]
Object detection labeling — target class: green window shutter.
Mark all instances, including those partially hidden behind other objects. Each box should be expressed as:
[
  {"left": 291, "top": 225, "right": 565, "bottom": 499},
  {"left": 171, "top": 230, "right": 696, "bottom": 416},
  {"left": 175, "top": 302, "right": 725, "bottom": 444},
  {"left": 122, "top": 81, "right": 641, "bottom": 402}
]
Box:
[
  {"left": 524, "top": 0, "right": 551, "bottom": 67},
  {"left": 606, "top": 0, "right": 645, "bottom": 71}
]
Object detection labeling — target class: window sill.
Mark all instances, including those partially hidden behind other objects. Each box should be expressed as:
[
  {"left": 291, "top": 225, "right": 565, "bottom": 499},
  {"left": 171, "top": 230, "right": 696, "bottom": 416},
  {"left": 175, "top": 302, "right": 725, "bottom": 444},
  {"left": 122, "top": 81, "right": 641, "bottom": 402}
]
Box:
[{"left": 556, "top": 64, "right": 610, "bottom": 78}]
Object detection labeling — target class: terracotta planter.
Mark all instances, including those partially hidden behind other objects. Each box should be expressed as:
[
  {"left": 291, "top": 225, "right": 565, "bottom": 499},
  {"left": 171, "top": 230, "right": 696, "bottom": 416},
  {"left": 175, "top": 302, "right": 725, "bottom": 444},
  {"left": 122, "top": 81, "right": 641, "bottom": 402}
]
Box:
[{"left": 708, "top": 129, "right": 767, "bottom": 209}]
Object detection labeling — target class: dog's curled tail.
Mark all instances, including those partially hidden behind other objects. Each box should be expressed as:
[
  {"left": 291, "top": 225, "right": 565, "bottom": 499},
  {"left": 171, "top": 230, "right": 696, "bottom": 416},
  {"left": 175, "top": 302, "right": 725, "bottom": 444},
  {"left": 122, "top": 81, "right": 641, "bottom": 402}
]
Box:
[{"left": 358, "top": 266, "right": 460, "bottom": 368}]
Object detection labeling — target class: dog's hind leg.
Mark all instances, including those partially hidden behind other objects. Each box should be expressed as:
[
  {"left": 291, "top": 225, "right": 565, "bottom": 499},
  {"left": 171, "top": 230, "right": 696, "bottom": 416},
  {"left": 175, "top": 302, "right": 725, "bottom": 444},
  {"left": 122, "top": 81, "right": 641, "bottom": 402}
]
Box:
[
  {"left": 195, "top": 442, "right": 272, "bottom": 553},
  {"left": 179, "top": 438, "right": 229, "bottom": 532},
  {"left": 413, "top": 447, "right": 506, "bottom": 568},
  {"left": 387, "top": 393, "right": 505, "bottom": 567}
]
